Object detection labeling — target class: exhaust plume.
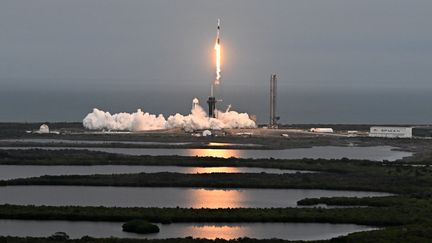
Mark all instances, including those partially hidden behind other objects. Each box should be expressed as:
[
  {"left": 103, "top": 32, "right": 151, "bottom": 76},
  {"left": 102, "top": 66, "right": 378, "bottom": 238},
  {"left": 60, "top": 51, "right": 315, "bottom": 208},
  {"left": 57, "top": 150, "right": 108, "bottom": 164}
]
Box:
[
  {"left": 214, "top": 41, "right": 221, "bottom": 84},
  {"left": 214, "top": 18, "right": 221, "bottom": 85},
  {"left": 83, "top": 98, "right": 256, "bottom": 132}
]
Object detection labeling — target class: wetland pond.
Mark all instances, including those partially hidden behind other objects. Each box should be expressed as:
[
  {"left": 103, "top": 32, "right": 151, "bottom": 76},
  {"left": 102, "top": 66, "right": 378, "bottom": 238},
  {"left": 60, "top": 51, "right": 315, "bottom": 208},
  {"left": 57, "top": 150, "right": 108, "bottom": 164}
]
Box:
[
  {"left": 0, "top": 220, "right": 377, "bottom": 240},
  {"left": 0, "top": 145, "right": 412, "bottom": 161},
  {"left": 0, "top": 186, "right": 391, "bottom": 208}
]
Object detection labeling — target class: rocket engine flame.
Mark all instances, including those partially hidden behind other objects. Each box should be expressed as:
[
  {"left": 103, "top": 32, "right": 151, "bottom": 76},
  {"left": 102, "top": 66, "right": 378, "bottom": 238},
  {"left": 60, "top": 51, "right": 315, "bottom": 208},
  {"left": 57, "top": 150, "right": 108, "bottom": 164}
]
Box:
[
  {"left": 214, "top": 41, "right": 221, "bottom": 84},
  {"left": 214, "top": 19, "right": 221, "bottom": 85}
]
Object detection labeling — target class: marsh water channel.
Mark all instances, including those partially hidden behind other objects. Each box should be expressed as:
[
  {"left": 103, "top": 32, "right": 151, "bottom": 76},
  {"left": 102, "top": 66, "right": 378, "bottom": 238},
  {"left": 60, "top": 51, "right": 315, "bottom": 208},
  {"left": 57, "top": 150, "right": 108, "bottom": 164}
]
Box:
[
  {"left": 0, "top": 145, "right": 412, "bottom": 161},
  {"left": 0, "top": 165, "right": 311, "bottom": 180},
  {"left": 0, "top": 186, "right": 391, "bottom": 208},
  {"left": 0, "top": 140, "right": 398, "bottom": 240},
  {"left": 0, "top": 220, "right": 378, "bottom": 240}
]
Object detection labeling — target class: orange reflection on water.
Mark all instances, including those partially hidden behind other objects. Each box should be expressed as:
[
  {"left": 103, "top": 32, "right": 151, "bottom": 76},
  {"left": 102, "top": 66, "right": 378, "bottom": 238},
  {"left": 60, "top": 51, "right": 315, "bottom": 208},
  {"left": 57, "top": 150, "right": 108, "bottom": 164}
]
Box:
[
  {"left": 186, "top": 149, "right": 240, "bottom": 158},
  {"left": 186, "top": 167, "right": 241, "bottom": 174},
  {"left": 207, "top": 142, "right": 233, "bottom": 146},
  {"left": 186, "top": 188, "right": 245, "bottom": 208},
  {"left": 185, "top": 224, "right": 249, "bottom": 240}
]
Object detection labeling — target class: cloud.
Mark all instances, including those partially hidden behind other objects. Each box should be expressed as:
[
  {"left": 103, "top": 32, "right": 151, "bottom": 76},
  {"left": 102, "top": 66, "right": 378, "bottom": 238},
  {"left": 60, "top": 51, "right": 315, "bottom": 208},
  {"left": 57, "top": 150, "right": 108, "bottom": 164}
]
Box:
[{"left": 83, "top": 98, "right": 256, "bottom": 131}]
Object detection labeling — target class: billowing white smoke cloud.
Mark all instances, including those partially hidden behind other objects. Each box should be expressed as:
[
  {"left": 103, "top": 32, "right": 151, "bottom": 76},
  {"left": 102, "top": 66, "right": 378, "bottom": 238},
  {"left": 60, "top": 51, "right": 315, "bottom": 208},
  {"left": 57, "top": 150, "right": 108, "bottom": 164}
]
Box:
[
  {"left": 83, "top": 109, "right": 166, "bottom": 131},
  {"left": 83, "top": 98, "right": 256, "bottom": 132}
]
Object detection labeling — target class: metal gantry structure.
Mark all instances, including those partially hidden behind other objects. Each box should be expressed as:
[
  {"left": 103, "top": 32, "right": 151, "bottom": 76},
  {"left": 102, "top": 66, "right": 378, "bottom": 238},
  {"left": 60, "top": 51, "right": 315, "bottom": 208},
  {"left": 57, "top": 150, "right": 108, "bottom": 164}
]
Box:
[
  {"left": 207, "top": 95, "right": 217, "bottom": 118},
  {"left": 269, "top": 74, "right": 279, "bottom": 128}
]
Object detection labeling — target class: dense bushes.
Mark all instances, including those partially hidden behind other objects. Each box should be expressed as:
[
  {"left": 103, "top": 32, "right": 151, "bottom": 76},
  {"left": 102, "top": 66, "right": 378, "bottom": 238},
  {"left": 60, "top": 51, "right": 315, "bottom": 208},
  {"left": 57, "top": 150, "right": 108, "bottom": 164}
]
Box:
[
  {"left": 0, "top": 203, "right": 428, "bottom": 226},
  {"left": 296, "top": 196, "right": 405, "bottom": 207},
  {"left": 122, "top": 220, "right": 160, "bottom": 234},
  {"left": 2, "top": 171, "right": 427, "bottom": 194},
  {"left": 0, "top": 148, "right": 392, "bottom": 172},
  {"left": 1, "top": 145, "right": 432, "bottom": 242}
]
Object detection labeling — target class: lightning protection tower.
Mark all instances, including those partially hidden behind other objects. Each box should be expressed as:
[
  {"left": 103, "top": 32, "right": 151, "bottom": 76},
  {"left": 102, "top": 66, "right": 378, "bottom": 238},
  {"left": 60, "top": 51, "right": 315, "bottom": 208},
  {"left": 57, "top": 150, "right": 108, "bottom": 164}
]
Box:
[{"left": 269, "top": 74, "right": 279, "bottom": 128}]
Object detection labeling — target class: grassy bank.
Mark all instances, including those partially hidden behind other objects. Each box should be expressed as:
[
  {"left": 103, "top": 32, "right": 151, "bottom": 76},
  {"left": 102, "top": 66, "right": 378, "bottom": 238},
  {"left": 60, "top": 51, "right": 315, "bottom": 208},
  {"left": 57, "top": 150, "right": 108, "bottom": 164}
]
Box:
[
  {"left": 0, "top": 149, "right": 427, "bottom": 172},
  {"left": 0, "top": 202, "right": 427, "bottom": 226},
  {"left": 2, "top": 170, "right": 431, "bottom": 194},
  {"left": 1, "top": 150, "right": 432, "bottom": 241},
  {"left": 296, "top": 196, "right": 406, "bottom": 207}
]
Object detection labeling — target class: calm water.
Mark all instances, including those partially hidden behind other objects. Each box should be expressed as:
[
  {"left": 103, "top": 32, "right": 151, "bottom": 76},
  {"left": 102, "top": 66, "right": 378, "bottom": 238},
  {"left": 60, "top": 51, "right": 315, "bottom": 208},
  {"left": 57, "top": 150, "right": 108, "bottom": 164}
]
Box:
[
  {"left": 0, "top": 220, "right": 377, "bottom": 240},
  {"left": 0, "top": 186, "right": 391, "bottom": 208},
  {"left": 0, "top": 146, "right": 412, "bottom": 161},
  {"left": 0, "top": 165, "right": 309, "bottom": 180}
]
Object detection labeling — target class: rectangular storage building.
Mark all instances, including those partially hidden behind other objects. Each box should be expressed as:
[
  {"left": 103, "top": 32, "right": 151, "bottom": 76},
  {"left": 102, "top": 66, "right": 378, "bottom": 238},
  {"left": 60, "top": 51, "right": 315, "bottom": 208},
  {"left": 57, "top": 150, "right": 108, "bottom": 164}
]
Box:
[
  {"left": 369, "top": 127, "right": 412, "bottom": 138},
  {"left": 412, "top": 127, "right": 432, "bottom": 138}
]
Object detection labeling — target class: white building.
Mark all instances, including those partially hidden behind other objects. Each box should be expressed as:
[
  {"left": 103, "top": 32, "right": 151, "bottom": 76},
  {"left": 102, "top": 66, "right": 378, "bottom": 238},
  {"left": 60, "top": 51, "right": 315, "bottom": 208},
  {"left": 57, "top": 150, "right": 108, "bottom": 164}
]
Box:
[
  {"left": 38, "top": 124, "right": 50, "bottom": 134},
  {"left": 202, "top": 130, "right": 212, "bottom": 137},
  {"left": 369, "top": 127, "right": 412, "bottom": 138}
]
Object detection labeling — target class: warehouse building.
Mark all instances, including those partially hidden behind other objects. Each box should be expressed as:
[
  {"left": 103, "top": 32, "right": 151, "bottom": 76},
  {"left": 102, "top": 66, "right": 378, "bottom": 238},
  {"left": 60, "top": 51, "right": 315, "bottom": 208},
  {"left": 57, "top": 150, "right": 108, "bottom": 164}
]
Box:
[
  {"left": 369, "top": 127, "right": 412, "bottom": 138},
  {"left": 412, "top": 127, "right": 432, "bottom": 138}
]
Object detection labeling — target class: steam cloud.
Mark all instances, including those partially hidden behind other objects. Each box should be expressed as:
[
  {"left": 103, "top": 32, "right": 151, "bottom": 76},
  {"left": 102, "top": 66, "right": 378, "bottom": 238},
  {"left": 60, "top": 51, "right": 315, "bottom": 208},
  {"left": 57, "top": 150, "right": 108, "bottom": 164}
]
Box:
[{"left": 83, "top": 98, "right": 256, "bottom": 132}]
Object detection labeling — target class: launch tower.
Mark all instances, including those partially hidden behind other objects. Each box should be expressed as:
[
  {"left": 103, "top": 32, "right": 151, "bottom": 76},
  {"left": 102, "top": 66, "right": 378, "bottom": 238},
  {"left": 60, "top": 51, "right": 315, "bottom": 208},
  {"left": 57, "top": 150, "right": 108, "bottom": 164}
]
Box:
[
  {"left": 269, "top": 74, "right": 279, "bottom": 128},
  {"left": 207, "top": 96, "right": 217, "bottom": 118}
]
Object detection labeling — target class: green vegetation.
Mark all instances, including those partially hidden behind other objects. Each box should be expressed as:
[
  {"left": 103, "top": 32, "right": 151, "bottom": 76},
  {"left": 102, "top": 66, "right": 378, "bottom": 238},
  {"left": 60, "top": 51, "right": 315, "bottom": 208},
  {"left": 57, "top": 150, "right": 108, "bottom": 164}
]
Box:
[
  {"left": 1, "top": 148, "right": 432, "bottom": 241},
  {"left": 0, "top": 200, "right": 431, "bottom": 226},
  {"left": 48, "top": 232, "right": 70, "bottom": 241},
  {"left": 1, "top": 148, "right": 430, "bottom": 171},
  {"left": 3, "top": 169, "right": 431, "bottom": 194},
  {"left": 122, "top": 220, "right": 159, "bottom": 234},
  {"left": 296, "top": 196, "right": 407, "bottom": 207},
  {"left": 0, "top": 148, "right": 382, "bottom": 171},
  {"left": 2, "top": 150, "right": 432, "bottom": 195}
]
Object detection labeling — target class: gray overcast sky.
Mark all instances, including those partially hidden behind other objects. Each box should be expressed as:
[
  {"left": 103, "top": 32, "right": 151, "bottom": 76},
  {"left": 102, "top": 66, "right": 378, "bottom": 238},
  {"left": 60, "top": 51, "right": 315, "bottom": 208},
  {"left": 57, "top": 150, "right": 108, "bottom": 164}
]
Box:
[
  {"left": 1, "top": 0, "right": 431, "bottom": 89},
  {"left": 0, "top": 0, "right": 431, "bottom": 123}
]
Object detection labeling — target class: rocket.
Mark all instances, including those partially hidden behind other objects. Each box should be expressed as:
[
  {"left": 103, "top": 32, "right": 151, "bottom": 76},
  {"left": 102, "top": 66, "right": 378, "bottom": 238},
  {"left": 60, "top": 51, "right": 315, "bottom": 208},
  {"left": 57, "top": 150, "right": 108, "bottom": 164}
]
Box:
[
  {"left": 217, "top": 18, "right": 220, "bottom": 44},
  {"left": 213, "top": 18, "right": 222, "bottom": 86},
  {"left": 209, "top": 18, "right": 221, "bottom": 117}
]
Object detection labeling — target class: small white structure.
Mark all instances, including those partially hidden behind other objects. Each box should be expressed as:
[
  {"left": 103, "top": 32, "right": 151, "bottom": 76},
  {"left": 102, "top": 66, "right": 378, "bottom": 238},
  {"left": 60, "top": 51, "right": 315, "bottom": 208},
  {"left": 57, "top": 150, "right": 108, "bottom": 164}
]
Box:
[
  {"left": 310, "top": 128, "right": 334, "bottom": 133},
  {"left": 192, "top": 98, "right": 199, "bottom": 110},
  {"left": 202, "top": 130, "right": 212, "bottom": 137},
  {"left": 369, "top": 127, "right": 412, "bottom": 138},
  {"left": 38, "top": 124, "right": 50, "bottom": 134}
]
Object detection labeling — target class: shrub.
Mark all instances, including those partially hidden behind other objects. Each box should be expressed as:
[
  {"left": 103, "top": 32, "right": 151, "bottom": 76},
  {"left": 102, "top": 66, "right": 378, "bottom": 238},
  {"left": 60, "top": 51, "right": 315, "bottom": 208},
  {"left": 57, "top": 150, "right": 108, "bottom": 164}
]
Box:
[
  {"left": 48, "top": 232, "right": 69, "bottom": 240},
  {"left": 122, "top": 220, "right": 160, "bottom": 234}
]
